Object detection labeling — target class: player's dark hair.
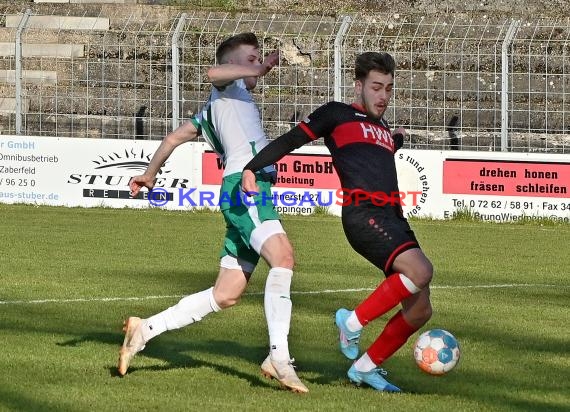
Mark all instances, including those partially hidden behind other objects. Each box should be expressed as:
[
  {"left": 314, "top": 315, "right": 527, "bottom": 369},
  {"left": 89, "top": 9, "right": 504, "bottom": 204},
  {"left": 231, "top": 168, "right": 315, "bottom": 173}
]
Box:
[
  {"left": 216, "top": 32, "right": 260, "bottom": 64},
  {"left": 354, "top": 52, "right": 395, "bottom": 81}
]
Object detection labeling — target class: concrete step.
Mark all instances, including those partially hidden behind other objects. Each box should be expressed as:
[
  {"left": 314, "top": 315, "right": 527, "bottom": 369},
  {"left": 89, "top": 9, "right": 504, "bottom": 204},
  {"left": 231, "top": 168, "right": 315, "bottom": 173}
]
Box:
[
  {"left": 0, "top": 70, "right": 58, "bottom": 84},
  {"left": 6, "top": 15, "right": 110, "bottom": 31},
  {"left": 0, "top": 42, "right": 85, "bottom": 58},
  {"left": 70, "top": 0, "right": 137, "bottom": 3},
  {"left": 35, "top": 1, "right": 136, "bottom": 3},
  {"left": 0, "top": 98, "right": 29, "bottom": 113}
]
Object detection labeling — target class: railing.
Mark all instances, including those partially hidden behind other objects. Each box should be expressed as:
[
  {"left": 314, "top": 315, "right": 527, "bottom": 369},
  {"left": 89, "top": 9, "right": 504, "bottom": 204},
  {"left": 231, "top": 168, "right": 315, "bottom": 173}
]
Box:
[{"left": 1, "top": 9, "right": 569, "bottom": 153}]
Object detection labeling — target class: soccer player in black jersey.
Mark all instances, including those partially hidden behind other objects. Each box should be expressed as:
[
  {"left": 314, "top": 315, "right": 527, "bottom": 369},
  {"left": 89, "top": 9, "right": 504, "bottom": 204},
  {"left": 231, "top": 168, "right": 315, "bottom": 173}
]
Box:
[{"left": 241, "top": 52, "right": 433, "bottom": 392}]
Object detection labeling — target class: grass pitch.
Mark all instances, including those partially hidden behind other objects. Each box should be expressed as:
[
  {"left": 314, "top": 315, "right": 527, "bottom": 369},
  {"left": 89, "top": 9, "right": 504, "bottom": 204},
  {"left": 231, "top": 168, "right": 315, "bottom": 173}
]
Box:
[{"left": 0, "top": 204, "right": 568, "bottom": 411}]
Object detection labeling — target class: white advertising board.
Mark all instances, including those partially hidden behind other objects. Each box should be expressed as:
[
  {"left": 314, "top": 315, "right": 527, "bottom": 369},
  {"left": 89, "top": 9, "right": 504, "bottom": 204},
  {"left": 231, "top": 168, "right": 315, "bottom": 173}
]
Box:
[
  {"left": 395, "top": 150, "right": 570, "bottom": 223},
  {"left": 1, "top": 135, "right": 569, "bottom": 222},
  {"left": 0, "top": 136, "right": 199, "bottom": 208}
]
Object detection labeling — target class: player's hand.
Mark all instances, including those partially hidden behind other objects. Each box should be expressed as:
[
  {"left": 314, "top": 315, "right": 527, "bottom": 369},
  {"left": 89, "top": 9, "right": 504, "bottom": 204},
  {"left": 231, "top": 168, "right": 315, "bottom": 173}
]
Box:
[
  {"left": 393, "top": 126, "right": 407, "bottom": 151},
  {"left": 259, "top": 51, "right": 279, "bottom": 76},
  {"left": 129, "top": 174, "right": 156, "bottom": 197},
  {"left": 394, "top": 126, "right": 406, "bottom": 138},
  {"left": 241, "top": 170, "right": 259, "bottom": 196}
]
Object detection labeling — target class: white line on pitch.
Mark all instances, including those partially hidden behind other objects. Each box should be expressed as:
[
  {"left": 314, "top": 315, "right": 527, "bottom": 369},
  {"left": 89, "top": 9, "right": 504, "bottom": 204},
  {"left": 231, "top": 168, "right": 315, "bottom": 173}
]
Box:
[{"left": 0, "top": 283, "right": 563, "bottom": 305}]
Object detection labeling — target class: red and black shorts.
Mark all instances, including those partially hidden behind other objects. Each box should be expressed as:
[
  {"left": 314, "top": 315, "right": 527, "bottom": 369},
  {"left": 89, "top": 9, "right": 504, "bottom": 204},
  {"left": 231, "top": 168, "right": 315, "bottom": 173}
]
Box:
[{"left": 341, "top": 201, "right": 420, "bottom": 276}]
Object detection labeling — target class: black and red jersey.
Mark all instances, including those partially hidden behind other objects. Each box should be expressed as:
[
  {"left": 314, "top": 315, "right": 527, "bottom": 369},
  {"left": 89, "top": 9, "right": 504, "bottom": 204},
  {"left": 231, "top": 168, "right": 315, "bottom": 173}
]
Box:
[{"left": 298, "top": 101, "right": 399, "bottom": 197}]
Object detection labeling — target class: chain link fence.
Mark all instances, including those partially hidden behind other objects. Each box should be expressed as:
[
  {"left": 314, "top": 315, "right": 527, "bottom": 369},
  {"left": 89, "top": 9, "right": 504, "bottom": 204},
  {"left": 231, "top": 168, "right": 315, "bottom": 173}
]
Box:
[{"left": 1, "top": 8, "right": 569, "bottom": 152}]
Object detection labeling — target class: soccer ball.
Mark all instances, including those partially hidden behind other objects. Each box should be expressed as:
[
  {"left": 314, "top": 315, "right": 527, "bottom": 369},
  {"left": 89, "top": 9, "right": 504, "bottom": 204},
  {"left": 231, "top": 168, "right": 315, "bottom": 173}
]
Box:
[{"left": 413, "top": 329, "right": 460, "bottom": 375}]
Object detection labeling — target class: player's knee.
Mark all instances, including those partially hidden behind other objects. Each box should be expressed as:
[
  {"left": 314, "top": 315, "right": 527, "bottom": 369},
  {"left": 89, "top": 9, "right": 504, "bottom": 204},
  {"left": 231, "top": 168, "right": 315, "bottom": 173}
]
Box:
[
  {"left": 412, "top": 260, "right": 433, "bottom": 289},
  {"left": 260, "top": 234, "right": 295, "bottom": 269},
  {"left": 213, "top": 291, "right": 241, "bottom": 309},
  {"left": 217, "top": 295, "right": 240, "bottom": 309},
  {"left": 276, "top": 251, "right": 295, "bottom": 270},
  {"left": 269, "top": 242, "right": 295, "bottom": 269},
  {"left": 423, "top": 261, "right": 434, "bottom": 285}
]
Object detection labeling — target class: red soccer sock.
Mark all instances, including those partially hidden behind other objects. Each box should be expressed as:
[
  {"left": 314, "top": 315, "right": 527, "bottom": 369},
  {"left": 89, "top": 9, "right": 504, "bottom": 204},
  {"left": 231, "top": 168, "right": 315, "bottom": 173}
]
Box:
[
  {"left": 367, "top": 310, "right": 418, "bottom": 365},
  {"left": 354, "top": 273, "right": 413, "bottom": 326}
]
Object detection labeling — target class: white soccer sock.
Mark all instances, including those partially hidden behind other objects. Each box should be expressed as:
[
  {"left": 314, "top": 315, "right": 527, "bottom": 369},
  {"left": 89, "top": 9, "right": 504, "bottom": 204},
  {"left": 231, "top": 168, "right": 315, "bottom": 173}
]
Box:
[
  {"left": 141, "top": 287, "right": 221, "bottom": 342},
  {"left": 346, "top": 311, "right": 364, "bottom": 332},
  {"left": 264, "top": 267, "right": 293, "bottom": 362},
  {"left": 353, "top": 352, "right": 377, "bottom": 373}
]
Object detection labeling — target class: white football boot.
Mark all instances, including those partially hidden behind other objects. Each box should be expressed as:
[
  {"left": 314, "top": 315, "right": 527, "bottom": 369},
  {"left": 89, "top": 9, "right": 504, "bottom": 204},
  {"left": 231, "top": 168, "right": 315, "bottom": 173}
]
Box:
[
  {"left": 261, "top": 355, "right": 309, "bottom": 393},
  {"left": 117, "top": 317, "right": 146, "bottom": 376}
]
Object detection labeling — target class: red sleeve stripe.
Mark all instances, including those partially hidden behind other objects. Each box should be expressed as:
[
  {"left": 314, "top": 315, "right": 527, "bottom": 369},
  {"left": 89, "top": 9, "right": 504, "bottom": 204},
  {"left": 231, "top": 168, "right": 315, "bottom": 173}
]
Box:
[{"left": 299, "top": 122, "right": 318, "bottom": 141}]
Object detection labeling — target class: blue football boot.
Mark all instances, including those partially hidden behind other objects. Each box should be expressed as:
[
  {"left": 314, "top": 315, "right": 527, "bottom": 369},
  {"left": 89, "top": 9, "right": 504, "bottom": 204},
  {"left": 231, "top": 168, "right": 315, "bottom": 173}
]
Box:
[
  {"left": 347, "top": 364, "right": 401, "bottom": 392},
  {"left": 335, "top": 308, "right": 361, "bottom": 360}
]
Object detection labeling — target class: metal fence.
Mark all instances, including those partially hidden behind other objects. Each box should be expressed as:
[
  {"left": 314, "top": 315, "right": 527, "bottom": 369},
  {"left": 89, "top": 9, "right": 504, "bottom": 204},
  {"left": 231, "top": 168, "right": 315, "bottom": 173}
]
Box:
[{"left": 1, "top": 9, "right": 570, "bottom": 153}]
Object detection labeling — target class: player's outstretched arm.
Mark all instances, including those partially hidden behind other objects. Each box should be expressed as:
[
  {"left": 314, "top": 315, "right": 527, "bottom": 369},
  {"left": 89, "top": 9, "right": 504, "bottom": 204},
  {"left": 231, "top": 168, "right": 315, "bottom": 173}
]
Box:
[
  {"left": 207, "top": 51, "right": 279, "bottom": 87},
  {"left": 241, "top": 124, "right": 313, "bottom": 195},
  {"left": 129, "top": 121, "right": 198, "bottom": 196}
]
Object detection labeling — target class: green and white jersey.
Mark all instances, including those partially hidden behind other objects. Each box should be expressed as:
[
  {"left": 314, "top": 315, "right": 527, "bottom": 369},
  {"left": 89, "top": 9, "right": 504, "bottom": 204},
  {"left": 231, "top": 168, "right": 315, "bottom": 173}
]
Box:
[{"left": 193, "top": 79, "right": 272, "bottom": 177}]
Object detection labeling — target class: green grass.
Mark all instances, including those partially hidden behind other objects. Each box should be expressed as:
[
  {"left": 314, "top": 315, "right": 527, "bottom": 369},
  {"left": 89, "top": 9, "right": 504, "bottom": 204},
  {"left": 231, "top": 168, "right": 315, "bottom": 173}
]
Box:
[{"left": 0, "top": 204, "right": 569, "bottom": 412}]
